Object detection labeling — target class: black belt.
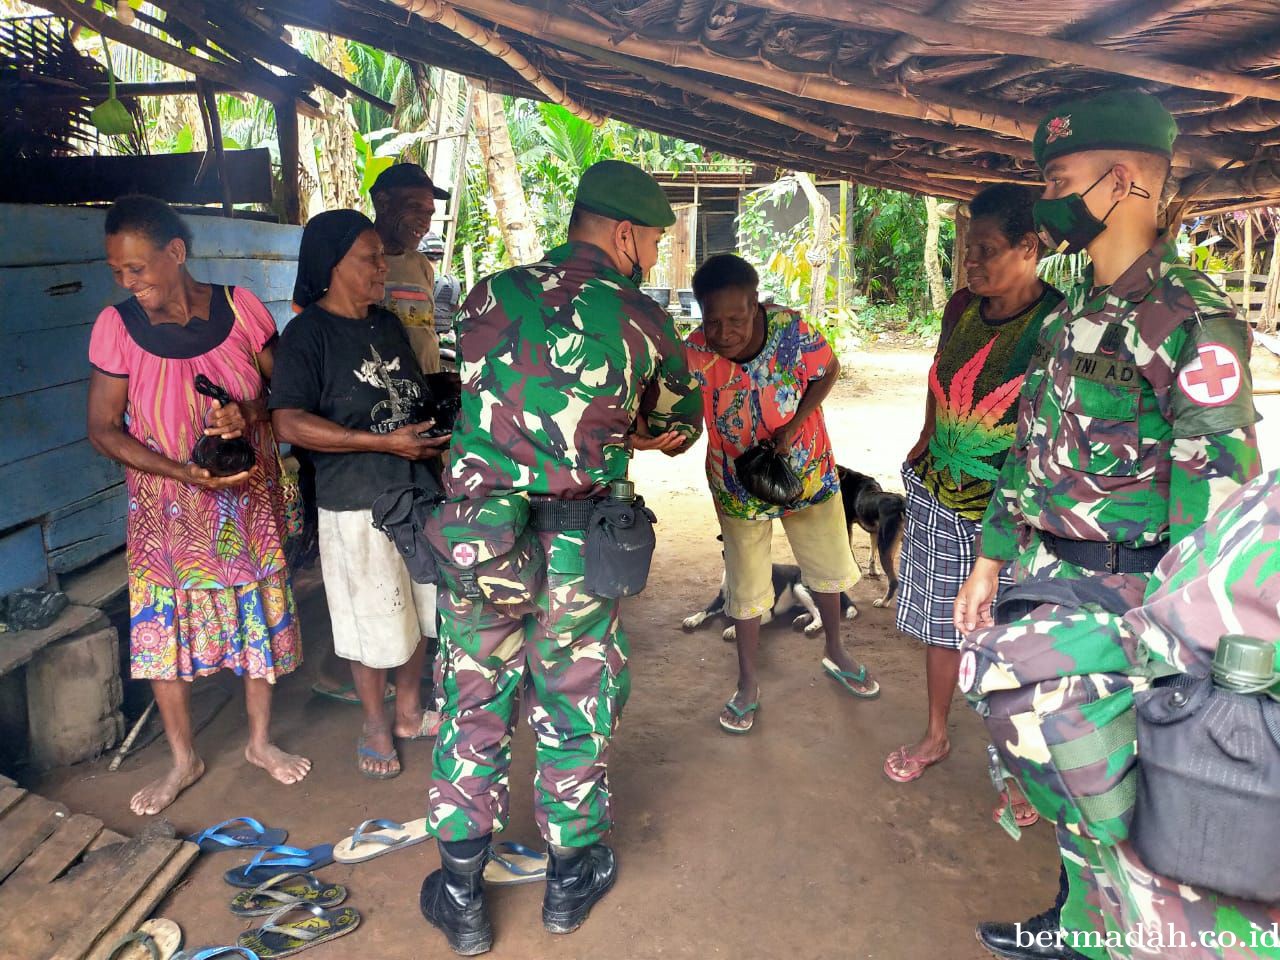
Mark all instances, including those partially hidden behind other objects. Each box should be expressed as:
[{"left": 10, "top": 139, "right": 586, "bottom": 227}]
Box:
[
  {"left": 1040, "top": 532, "right": 1167, "bottom": 575},
  {"left": 529, "top": 497, "right": 600, "bottom": 532}
]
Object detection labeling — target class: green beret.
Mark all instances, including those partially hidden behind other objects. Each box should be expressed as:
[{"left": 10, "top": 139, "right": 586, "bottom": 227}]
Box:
[
  {"left": 574, "top": 160, "right": 676, "bottom": 228},
  {"left": 1033, "top": 90, "right": 1177, "bottom": 170}
]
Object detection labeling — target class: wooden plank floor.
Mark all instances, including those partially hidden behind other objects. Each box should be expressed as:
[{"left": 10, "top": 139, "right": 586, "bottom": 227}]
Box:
[{"left": 0, "top": 775, "right": 197, "bottom": 960}]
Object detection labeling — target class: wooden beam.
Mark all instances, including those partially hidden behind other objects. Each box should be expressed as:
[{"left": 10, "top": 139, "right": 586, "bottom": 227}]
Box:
[
  {"left": 545, "top": 35, "right": 839, "bottom": 143},
  {"left": 744, "top": 0, "right": 1280, "bottom": 103},
  {"left": 0, "top": 150, "right": 274, "bottom": 205},
  {"left": 868, "top": 150, "right": 1034, "bottom": 184},
  {"left": 868, "top": 0, "right": 972, "bottom": 73},
  {"left": 818, "top": 102, "right": 1035, "bottom": 161},
  {"left": 443, "top": 0, "right": 1038, "bottom": 140},
  {"left": 275, "top": 96, "right": 302, "bottom": 226},
  {"left": 1179, "top": 158, "right": 1280, "bottom": 203}
]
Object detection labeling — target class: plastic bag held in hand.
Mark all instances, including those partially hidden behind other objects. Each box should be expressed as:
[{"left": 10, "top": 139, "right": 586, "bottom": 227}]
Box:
[{"left": 734, "top": 440, "right": 803, "bottom": 506}]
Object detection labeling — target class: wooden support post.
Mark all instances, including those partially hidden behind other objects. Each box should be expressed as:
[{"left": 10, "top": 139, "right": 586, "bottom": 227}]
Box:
[
  {"left": 953, "top": 205, "right": 970, "bottom": 292},
  {"left": 442, "top": 82, "right": 475, "bottom": 271},
  {"left": 1244, "top": 212, "right": 1254, "bottom": 324},
  {"left": 275, "top": 96, "right": 302, "bottom": 226}
]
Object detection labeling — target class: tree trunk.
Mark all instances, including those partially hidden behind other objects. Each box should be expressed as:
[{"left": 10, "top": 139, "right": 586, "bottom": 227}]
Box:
[
  {"left": 924, "top": 195, "right": 947, "bottom": 311},
  {"left": 793, "top": 171, "right": 830, "bottom": 325},
  {"left": 953, "top": 206, "right": 971, "bottom": 293},
  {"left": 470, "top": 81, "right": 540, "bottom": 265}
]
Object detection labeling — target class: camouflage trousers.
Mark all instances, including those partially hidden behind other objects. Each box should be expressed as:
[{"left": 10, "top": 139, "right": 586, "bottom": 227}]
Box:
[
  {"left": 1005, "top": 538, "right": 1280, "bottom": 959},
  {"left": 428, "top": 529, "right": 630, "bottom": 848}
]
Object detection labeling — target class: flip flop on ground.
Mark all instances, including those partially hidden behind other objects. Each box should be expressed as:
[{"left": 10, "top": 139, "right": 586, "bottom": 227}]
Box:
[
  {"left": 187, "top": 817, "right": 288, "bottom": 852},
  {"left": 230, "top": 872, "right": 347, "bottom": 918},
  {"left": 355, "top": 737, "right": 401, "bottom": 780},
  {"left": 882, "top": 744, "right": 951, "bottom": 783},
  {"left": 333, "top": 817, "right": 432, "bottom": 864},
  {"left": 821, "top": 657, "right": 880, "bottom": 699},
  {"left": 172, "top": 948, "right": 259, "bottom": 960},
  {"left": 310, "top": 681, "right": 395, "bottom": 705},
  {"left": 484, "top": 841, "right": 547, "bottom": 885},
  {"left": 237, "top": 901, "right": 360, "bottom": 958},
  {"left": 224, "top": 845, "right": 336, "bottom": 889},
  {"left": 719, "top": 694, "right": 759, "bottom": 734},
  {"left": 106, "top": 919, "right": 183, "bottom": 960}
]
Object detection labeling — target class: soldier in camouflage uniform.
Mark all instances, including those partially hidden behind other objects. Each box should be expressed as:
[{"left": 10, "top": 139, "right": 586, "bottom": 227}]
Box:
[
  {"left": 418, "top": 160, "right": 702, "bottom": 956},
  {"left": 953, "top": 91, "right": 1262, "bottom": 960}
]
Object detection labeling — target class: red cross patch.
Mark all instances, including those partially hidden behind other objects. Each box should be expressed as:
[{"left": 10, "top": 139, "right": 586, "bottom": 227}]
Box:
[
  {"left": 1178, "top": 342, "right": 1242, "bottom": 407},
  {"left": 451, "top": 543, "right": 479, "bottom": 568},
  {"left": 958, "top": 650, "right": 978, "bottom": 693}
]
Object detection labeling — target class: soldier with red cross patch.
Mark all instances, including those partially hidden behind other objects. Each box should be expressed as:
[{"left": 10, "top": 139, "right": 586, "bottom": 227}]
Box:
[{"left": 954, "top": 90, "right": 1262, "bottom": 960}]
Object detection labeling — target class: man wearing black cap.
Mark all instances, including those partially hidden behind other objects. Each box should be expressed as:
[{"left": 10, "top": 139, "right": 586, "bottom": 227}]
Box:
[
  {"left": 954, "top": 91, "right": 1262, "bottom": 960},
  {"left": 418, "top": 159, "right": 702, "bottom": 955},
  {"left": 371, "top": 162, "right": 451, "bottom": 375}
]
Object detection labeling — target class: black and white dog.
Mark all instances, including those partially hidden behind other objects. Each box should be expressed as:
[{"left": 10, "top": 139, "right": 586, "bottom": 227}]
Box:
[
  {"left": 837, "top": 466, "right": 906, "bottom": 609},
  {"left": 682, "top": 536, "right": 858, "bottom": 641}
]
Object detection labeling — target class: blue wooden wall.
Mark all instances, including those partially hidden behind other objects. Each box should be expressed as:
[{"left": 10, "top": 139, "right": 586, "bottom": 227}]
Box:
[{"left": 0, "top": 205, "right": 302, "bottom": 594}]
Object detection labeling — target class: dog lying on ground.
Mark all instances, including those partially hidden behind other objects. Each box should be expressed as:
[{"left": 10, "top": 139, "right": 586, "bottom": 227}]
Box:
[
  {"left": 837, "top": 466, "right": 905, "bottom": 609},
  {"left": 682, "top": 536, "right": 858, "bottom": 641},
  {"left": 683, "top": 466, "right": 906, "bottom": 639}
]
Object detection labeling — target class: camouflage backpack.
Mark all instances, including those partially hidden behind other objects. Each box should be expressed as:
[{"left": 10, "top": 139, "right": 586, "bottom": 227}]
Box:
[{"left": 960, "top": 579, "right": 1149, "bottom": 845}]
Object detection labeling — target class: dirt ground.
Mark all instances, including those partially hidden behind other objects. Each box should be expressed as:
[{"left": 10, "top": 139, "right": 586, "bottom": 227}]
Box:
[{"left": 33, "top": 344, "right": 1280, "bottom": 960}]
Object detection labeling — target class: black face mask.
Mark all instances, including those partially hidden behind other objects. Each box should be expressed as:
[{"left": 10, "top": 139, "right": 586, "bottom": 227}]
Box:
[
  {"left": 622, "top": 231, "right": 644, "bottom": 285},
  {"left": 1032, "top": 169, "right": 1150, "bottom": 255}
]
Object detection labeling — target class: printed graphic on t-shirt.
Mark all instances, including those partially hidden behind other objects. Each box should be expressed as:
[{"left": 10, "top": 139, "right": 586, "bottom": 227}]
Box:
[
  {"left": 355, "top": 344, "right": 422, "bottom": 433},
  {"left": 384, "top": 283, "right": 435, "bottom": 329}
]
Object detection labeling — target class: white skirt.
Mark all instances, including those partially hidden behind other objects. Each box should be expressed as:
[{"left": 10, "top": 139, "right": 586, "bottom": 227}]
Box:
[{"left": 317, "top": 507, "right": 437, "bottom": 669}]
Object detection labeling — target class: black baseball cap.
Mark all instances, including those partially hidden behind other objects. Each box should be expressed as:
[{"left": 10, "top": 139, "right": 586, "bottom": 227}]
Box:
[{"left": 370, "top": 162, "right": 450, "bottom": 200}]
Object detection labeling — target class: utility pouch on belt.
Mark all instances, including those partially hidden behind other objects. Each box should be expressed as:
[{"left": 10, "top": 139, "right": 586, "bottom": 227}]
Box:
[
  {"left": 582, "top": 480, "right": 657, "bottom": 599},
  {"left": 425, "top": 494, "right": 544, "bottom": 607},
  {"left": 962, "top": 576, "right": 1147, "bottom": 845},
  {"left": 370, "top": 483, "right": 442, "bottom": 585}
]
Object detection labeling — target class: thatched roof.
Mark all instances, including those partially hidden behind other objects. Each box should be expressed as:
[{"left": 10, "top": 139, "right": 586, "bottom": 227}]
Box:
[{"left": 22, "top": 1, "right": 1280, "bottom": 211}]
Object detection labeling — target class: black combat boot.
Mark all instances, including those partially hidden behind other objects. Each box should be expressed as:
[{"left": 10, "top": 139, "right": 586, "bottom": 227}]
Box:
[
  {"left": 976, "top": 865, "right": 1088, "bottom": 959},
  {"left": 542, "top": 843, "right": 617, "bottom": 934},
  {"left": 420, "top": 841, "right": 493, "bottom": 956}
]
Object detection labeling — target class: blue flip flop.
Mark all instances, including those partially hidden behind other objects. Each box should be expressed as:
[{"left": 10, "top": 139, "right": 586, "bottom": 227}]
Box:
[
  {"left": 224, "top": 844, "right": 335, "bottom": 889},
  {"left": 485, "top": 841, "right": 547, "bottom": 886},
  {"left": 187, "top": 818, "right": 288, "bottom": 853},
  {"left": 173, "top": 949, "right": 260, "bottom": 960}
]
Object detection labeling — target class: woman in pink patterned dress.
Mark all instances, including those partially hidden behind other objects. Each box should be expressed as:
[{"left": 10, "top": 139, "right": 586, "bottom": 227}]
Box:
[{"left": 87, "top": 195, "right": 309, "bottom": 816}]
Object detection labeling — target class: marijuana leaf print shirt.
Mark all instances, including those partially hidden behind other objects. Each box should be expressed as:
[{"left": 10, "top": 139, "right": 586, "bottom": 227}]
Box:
[{"left": 915, "top": 286, "right": 1062, "bottom": 520}]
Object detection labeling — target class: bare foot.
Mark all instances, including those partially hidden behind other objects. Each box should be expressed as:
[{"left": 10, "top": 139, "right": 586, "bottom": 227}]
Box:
[
  {"left": 130, "top": 754, "right": 205, "bottom": 816},
  {"left": 245, "top": 741, "right": 312, "bottom": 785}
]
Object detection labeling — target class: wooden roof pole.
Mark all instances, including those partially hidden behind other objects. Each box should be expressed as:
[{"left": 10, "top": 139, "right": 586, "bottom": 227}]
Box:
[
  {"left": 544, "top": 35, "right": 839, "bottom": 143},
  {"left": 966, "top": 0, "right": 1228, "bottom": 94},
  {"left": 867, "top": 0, "right": 973, "bottom": 73},
  {"left": 745, "top": 0, "right": 1280, "bottom": 103},
  {"left": 393, "top": 0, "right": 605, "bottom": 125},
  {"left": 445, "top": 0, "right": 1036, "bottom": 139},
  {"left": 816, "top": 103, "right": 1035, "bottom": 161}
]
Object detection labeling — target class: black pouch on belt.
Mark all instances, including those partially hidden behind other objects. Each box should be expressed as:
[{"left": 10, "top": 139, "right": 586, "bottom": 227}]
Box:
[
  {"left": 370, "top": 483, "right": 442, "bottom": 585},
  {"left": 583, "top": 490, "right": 657, "bottom": 599}
]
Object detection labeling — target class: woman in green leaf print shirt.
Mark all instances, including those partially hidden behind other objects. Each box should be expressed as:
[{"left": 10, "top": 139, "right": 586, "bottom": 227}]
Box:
[{"left": 884, "top": 185, "right": 1062, "bottom": 821}]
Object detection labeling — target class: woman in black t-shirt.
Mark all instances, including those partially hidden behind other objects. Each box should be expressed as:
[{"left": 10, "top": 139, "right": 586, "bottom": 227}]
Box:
[{"left": 271, "top": 210, "right": 450, "bottom": 780}]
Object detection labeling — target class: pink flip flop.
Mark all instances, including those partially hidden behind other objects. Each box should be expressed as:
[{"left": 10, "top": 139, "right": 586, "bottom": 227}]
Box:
[{"left": 882, "top": 744, "right": 950, "bottom": 783}]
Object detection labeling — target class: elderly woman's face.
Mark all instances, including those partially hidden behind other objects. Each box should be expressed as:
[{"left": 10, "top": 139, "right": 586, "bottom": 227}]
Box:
[
  {"left": 964, "top": 217, "right": 1037, "bottom": 298},
  {"left": 331, "top": 229, "right": 388, "bottom": 307},
  {"left": 105, "top": 231, "right": 185, "bottom": 310}
]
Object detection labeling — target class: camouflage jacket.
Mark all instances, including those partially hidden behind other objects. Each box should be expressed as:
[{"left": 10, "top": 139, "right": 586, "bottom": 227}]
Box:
[
  {"left": 978, "top": 235, "right": 1261, "bottom": 561},
  {"left": 443, "top": 241, "right": 702, "bottom": 500}
]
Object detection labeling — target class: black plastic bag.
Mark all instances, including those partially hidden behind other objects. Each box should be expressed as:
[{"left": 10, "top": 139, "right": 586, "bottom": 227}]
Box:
[
  {"left": 418, "top": 371, "right": 462, "bottom": 438},
  {"left": 190, "top": 373, "right": 256, "bottom": 476},
  {"left": 734, "top": 440, "right": 803, "bottom": 506}
]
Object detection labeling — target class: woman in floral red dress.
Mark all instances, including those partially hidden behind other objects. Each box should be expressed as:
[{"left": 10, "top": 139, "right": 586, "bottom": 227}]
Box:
[{"left": 87, "top": 195, "right": 308, "bottom": 815}]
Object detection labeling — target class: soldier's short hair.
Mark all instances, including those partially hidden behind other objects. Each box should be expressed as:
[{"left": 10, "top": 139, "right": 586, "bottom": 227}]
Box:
[{"left": 692, "top": 253, "right": 759, "bottom": 302}]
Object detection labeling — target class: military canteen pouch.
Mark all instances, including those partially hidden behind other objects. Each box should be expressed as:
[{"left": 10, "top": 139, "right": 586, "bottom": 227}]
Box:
[
  {"left": 371, "top": 484, "right": 441, "bottom": 585},
  {"left": 426, "top": 494, "right": 544, "bottom": 607},
  {"left": 583, "top": 482, "right": 657, "bottom": 599},
  {"left": 1130, "top": 638, "right": 1280, "bottom": 903},
  {"left": 961, "top": 595, "right": 1146, "bottom": 844},
  {"left": 190, "top": 373, "right": 255, "bottom": 477}
]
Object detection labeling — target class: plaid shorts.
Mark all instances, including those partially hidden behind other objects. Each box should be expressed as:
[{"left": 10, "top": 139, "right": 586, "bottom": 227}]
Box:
[{"left": 895, "top": 462, "right": 1012, "bottom": 649}]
